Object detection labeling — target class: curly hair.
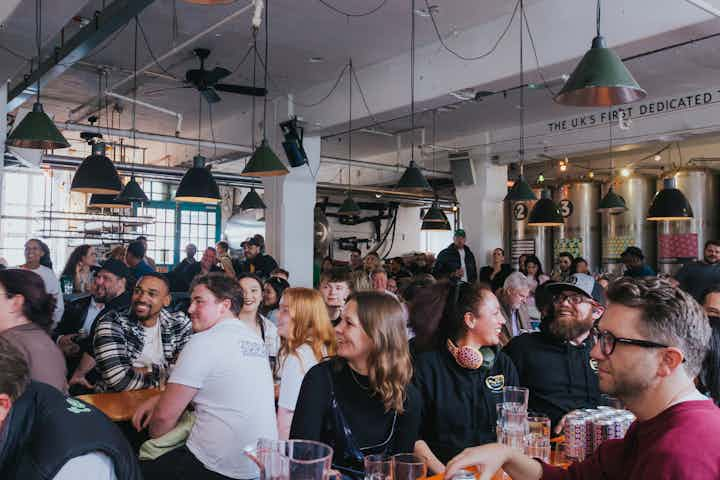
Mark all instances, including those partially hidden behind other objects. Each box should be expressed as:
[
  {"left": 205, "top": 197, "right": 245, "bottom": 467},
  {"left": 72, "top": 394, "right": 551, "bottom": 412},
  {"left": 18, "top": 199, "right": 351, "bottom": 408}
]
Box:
[
  {"left": 277, "top": 288, "right": 335, "bottom": 372},
  {"left": 346, "top": 291, "right": 412, "bottom": 413},
  {"left": 607, "top": 277, "right": 711, "bottom": 377}
]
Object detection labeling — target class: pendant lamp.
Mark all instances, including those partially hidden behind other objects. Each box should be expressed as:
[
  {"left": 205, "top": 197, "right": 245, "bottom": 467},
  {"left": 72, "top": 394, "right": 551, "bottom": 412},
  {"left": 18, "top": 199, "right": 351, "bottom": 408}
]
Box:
[
  {"left": 528, "top": 189, "right": 563, "bottom": 227},
  {"left": 7, "top": 0, "right": 69, "bottom": 150},
  {"left": 88, "top": 194, "right": 131, "bottom": 209},
  {"left": 337, "top": 58, "right": 360, "bottom": 217},
  {"left": 504, "top": 1, "right": 536, "bottom": 203},
  {"left": 421, "top": 111, "right": 450, "bottom": 230},
  {"left": 554, "top": 0, "right": 646, "bottom": 106},
  {"left": 175, "top": 154, "right": 221, "bottom": 204},
  {"left": 421, "top": 215, "right": 451, "bottom": 231},
  {"left": 647, "top": 177, "right": 693, "bottom": 221},
  {"left": 71, "top": 141, "right": 123, "bottom": 194},
  {"left": 597, "top": 108, "right": 626, "bottom": 213},
  {"left": 116, "top": 19, "right": 148, "bottom": 204},
  {"left": 337, "top": 194, "right": 361, "bottom": 217},
  {"left": 397, "top": 0, "right": 432, "bottom": 193},
  {"left": 239, "top": 187, "right": 266, "bottom": 211},
  {"left": 242, "top": 1, "right": 288, "bottom": 177}
]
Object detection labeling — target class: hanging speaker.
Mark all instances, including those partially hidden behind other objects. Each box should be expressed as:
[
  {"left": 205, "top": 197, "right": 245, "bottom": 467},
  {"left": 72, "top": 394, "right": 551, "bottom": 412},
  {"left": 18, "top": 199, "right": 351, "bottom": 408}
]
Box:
[{"left": 449, "top": 151, "right": 475, "bottom": 187}]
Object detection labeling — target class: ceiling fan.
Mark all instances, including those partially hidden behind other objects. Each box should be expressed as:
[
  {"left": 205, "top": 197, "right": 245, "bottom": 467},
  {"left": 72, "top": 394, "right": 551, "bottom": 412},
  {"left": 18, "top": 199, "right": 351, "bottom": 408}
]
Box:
[{"left": 183, "top": 48, "right": 267, "bottom": 103}]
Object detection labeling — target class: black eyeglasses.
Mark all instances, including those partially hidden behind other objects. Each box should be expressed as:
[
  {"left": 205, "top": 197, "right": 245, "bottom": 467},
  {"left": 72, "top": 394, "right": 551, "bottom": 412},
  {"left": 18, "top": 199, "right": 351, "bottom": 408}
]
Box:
[
  {"left": 591, "top": 325, "right": 671, "bottom": 356},
  {"left": 552, "top": 293, "right": 589, "bottom": 306}
]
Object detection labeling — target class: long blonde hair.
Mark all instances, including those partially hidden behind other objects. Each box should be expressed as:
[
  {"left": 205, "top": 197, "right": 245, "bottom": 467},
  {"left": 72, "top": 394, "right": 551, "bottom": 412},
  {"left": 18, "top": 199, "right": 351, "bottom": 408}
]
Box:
[
  {"left": 348, "top": 291, "right": 412, "bottom": 413},
  {"left": 278, "top": 288, "right": 336, "bottom": 369}
]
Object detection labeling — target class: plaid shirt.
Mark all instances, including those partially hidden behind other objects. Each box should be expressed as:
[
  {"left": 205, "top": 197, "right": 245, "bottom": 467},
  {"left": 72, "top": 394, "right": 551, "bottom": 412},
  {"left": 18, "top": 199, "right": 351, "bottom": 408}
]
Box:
[{"left": 93, "top": 307, "right": 192, "bottom": 392}]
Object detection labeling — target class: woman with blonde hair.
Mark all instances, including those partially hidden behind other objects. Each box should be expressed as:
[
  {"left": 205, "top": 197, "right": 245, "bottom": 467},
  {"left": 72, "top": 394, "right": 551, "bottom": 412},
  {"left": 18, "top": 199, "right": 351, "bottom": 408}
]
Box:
[
  {"left": 276, "top": 287, "right": 335, "bottom": 438},
  {"left": 290, "top": 291, "right": 421, "bottom": 478}
]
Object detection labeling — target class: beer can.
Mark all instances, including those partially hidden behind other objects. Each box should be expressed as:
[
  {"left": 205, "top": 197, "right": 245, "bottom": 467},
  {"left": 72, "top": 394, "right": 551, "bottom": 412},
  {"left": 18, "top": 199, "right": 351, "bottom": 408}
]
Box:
[
  {"left": 450, "top": 469, "right": 476, "bottom": 480},
  {"left": 564, "top": 412, "right": 588, "bottom": 461},
  {"left": 593, "top": 418, "right": 616, "bottom": 450}
]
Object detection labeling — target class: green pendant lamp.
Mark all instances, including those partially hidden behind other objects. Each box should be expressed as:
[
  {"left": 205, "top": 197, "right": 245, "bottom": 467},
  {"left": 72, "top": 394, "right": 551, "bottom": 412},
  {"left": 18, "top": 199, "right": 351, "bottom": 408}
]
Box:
[
  {"left": 528, "top": 189, "right": 564, "bottom": 227},
  {"left": 597, "top": 109, "right": 626, "bottom": 213},
  {"left": 71, "top": 141, "right": 123, "bottom": 194},
  {"left": 7, "top": 0, "right": 69, "bottom": 150},
  {"left": 554, "top": 0, "right": 646, "bottom": 106},
  {"left": 422, "top": 111, "right": 450, "bottom": 230},
  {"left": 337, "top": 194, "right": 361, "bottom": 216},
  {"left": 175, "top": 154, "right": 221, "bottom": 203},
  {"left": 505, "top": 175, "right": 537, "bottom": 202},
  {"left": 337, "top": 58, "right": 361, "bottom": 217},
  {"left": 239, "top": 187, "right": 266, "bottom": 210},
  {"left": 117, "top": 19, "right": 148, "bottom": 204},
  {"left": 242, "top": 1, "right": 288, "bottom": 177},
  {"left": 397, "top": 0, "right": 432, "bottom": 193},
  {"left": 88, "top": 194, "right": 131, "bottom": 209},
  {"left": 421, "top": 215, "right": 451, "bottom": 230},
  {"left": 647, "top": 177, "right": 694, "bottom": 221}
]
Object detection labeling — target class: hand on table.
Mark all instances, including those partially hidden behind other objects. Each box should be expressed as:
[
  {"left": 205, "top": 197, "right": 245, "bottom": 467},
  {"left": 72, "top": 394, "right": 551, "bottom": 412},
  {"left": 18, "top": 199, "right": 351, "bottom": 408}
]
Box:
[
  {"left": 446, "top": 444, "right": 510, "bottom": 480},
  {"left": 132, "top": 395, "right": 162, "bottom": 432},
  {"left": 69, "top": 371, "right": 94, "bottom": 390}
]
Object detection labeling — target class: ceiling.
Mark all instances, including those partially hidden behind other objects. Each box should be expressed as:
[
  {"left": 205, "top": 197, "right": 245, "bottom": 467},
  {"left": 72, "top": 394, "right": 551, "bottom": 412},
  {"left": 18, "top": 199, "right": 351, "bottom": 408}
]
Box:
[{"left": 2, "top": 0, "right": 720, "bottom": 188}]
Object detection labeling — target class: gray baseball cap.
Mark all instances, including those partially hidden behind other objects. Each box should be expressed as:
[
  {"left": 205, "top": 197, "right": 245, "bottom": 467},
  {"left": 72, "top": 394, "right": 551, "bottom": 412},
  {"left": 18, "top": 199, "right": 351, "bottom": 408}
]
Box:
[{"left": 546, "top": 273, "right": 605, "bottom": 305}]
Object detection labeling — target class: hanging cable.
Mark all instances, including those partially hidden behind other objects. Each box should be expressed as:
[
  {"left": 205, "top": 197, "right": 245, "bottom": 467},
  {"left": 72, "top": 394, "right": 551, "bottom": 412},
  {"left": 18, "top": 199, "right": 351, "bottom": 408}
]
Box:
[
  {"left": 519, "top": 0, "right": 525, "bottom": 170},
  {"left": 424, "top": 0, "right": 519, "bottom": 61},
  {"left": 410, "top": 0, "right": 416, "bottom": 164},
  {"left": 351, "top": 64, "right": 382, "bottom": 125},
  {"left": 316, "top": 0, "right": 388, "bottom": 17},
  {"left": 137, "top": 18, "right": 180, "bottom": 80},
  {"left": 35, "top": 0, "right": 41, "bottom": 105},
  {"left": 347, "top": 57, "right": 353, "bottom": 194},
  {"left": 251, "top": 31, "right": 258, "bottom": 150},
  {"left": 261, "top": 0, "right": 270, "bottom": 140},
  {"left": 132, "top": 18, "right": 139, "bottom": 152},
  {"left": 229, "top": 44, "right": 255, "bottom": 75}
]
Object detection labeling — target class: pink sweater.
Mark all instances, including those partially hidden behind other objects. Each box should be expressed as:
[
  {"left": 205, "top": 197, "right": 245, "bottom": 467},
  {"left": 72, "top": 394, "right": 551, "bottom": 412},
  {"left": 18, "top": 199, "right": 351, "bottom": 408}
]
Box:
[{"left": 542, "top": 400, "right": 720, "bottom": 479}]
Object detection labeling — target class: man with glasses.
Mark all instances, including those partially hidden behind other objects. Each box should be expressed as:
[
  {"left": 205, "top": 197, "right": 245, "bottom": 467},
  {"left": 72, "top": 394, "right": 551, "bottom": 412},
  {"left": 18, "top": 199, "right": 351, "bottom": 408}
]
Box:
[
  {"left": 503, "top": 274, "right": 605, "bottom": 430},
  {"left": 445, "top": 277, "right": 720, "bottom": 480}
]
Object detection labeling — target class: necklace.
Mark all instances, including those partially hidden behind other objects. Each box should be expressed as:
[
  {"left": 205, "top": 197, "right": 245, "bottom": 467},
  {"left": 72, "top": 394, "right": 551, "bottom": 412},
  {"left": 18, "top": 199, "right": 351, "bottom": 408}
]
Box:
[{"left": 349, "top": 367, "right": 370, "bottom": 390}]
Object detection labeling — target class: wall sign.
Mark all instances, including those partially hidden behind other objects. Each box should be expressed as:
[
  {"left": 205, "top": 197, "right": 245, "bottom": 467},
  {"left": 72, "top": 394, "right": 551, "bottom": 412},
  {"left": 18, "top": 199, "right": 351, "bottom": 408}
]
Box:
[
  {"left": 559, "top": 199, "right": 573, "bottom": 218},
  {"left": 513, "top": 203, "right": 528, "bottom": 220}
]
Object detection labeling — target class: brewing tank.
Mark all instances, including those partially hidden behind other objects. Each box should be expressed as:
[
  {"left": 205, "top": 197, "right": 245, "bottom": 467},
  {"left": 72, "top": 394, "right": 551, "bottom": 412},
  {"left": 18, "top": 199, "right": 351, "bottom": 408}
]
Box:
[
  {"left": 507, "top": 187, "right": 553, "bottom": 273},
  {"left": 656, "top": 168, "right": 719, "bottom": 274},
  {"left": 554, "top": 181, "right": 601, "bottom": 272},
  {"left": 601, "top": 176, "right": 657, "bottom": 274}
]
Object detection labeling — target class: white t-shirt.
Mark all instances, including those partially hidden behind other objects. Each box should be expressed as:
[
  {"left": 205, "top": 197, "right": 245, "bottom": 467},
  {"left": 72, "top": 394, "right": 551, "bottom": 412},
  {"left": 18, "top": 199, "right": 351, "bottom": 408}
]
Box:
[
  {"left": 458, "top": 248, "right": 468, "bottom": 283},
  {"left": 80, "top": 298, "right": 104, "bottom": 335},
  {"left": 260, "top": 315, "right": 279, "bottom": 358},
  {"left": 170, "top": 319, "right": 277, "bottom": 479},
  {"left": 22, "top": 264, "right": 64, "bottom": 328},
  {"left": 133, "top": 321, "right": 164, "bottom": 368},
  {"left": 53, "top": 452, "right": 117, "bottom": 480},
  {"left": 277, "top": 343, "right": 322, "bottom": 411}
]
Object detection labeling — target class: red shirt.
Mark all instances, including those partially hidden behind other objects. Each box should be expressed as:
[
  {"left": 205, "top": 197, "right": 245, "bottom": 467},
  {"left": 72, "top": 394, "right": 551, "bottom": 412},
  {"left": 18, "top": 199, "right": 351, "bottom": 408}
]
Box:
[{"left": 542, "top": 400, "right": 720, "bottom": 479}]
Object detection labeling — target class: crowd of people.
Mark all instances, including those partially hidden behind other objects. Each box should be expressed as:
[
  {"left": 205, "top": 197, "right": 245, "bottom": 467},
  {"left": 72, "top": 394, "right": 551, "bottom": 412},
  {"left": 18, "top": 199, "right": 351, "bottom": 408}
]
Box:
[{"left": 0, "top": 230, "right": 719, "bottom": 479}]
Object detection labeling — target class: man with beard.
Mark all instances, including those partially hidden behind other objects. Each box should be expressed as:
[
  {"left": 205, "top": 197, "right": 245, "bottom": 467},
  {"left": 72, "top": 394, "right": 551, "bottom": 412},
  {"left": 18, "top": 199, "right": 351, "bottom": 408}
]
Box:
[
  {"left": 445, "top": 277, "right": 720, "bottom": 480},
  {"left": 503, "top": 274, "right": 605, "bottom": 429},
  {"left": 238, "top": 237, "right": 278, "bottom": 280},
  {"left": 675, "top": 239, "right": 720, "bottom": 302},
  {"left": 93, "top": 274, "right": 191, "bottom": 392}
]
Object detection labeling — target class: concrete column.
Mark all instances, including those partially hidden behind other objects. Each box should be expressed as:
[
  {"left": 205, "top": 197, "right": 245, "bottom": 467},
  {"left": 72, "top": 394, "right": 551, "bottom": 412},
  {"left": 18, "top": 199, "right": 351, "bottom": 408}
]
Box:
[
  {"left": 262, "top": 136, "right": 319, "bottom": 287},
  {"left": 455, "top": 150, "right": 507, "bottom": 268}
]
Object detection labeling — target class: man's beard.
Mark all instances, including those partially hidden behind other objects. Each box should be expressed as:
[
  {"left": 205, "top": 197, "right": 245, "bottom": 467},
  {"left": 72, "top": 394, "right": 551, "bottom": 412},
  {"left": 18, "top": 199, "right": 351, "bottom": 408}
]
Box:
[
  {"left": 548, "top": 310, "right": 594, "bottom": 341},
  {"left": 93, "top": 288, "right": 117, "bottom": 304}
]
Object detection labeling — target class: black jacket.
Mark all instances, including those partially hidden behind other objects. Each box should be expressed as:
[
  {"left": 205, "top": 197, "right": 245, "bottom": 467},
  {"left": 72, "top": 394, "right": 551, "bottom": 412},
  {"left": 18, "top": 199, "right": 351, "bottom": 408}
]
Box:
[
  {"left": 0, "top": 382, "right": 142, "bottom": 480},
  {"left": 503, "top": 327, "right": 600, "bottom": 428},
  {"left": 479, "top": 264, "right": 513, "bottom": 292},
  {"left": 238, "top": 254, "right": 279, "bottom": 280},
  {"left": 412, "top": 347, "right": 519, "bottom": 464},
  {"left": 52, "top": 295, "right": 92, "bottom": 340},
  {"left": 432, "top": 244, "right": 478, "bottom": 283}
]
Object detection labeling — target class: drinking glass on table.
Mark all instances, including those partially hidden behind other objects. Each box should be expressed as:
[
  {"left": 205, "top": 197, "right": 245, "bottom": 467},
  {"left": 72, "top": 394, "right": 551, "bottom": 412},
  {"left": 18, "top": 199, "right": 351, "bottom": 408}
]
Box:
[
  {"left": 525, "top": 414, "right": 551, "bottom": 463},
  {"left": 498, "top": 403, "right": 528, "bottom": 451},
  {"left": 247, "top": 439, "right": 335, "bottom": 480},
  {"left": 502, "top": 386, "right": 529, "bottom": 410},
  {"left": 365, "top": 454, "right": 393, "bottom": 480},
  {"left": 392, "top": 453, "right": 426, "bottom": 480}
]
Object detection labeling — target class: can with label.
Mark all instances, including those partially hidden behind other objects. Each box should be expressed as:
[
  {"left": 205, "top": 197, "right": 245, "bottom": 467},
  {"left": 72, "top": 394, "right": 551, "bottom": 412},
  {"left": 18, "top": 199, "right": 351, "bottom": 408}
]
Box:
[
  {"left": 564, "top": 412, "right": 588, "bottom": 461},
  {"left": 449, "top": 469, "right": 476, "bottom": 480},
  {"left": 593, "top": 417, "right": 617, "bottom": 451}
]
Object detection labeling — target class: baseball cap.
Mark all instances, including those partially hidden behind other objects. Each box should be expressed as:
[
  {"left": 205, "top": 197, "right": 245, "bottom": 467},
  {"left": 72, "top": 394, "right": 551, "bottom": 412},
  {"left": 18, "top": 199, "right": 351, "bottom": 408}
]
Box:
[
  {"left": 454, "top": 229, "right": 466, "bottom": 238},
  {"left": 99, "top": 259, "right": 130, "bottom": 281},
  {"left": 546, "top": 273, "right": 605, "bottom": 305},
  {"left": 247, "top": 237, "right": 263, "bottom": 247},
  {"left": 620, "top": 246, "right": 644, "bottom": 259}
]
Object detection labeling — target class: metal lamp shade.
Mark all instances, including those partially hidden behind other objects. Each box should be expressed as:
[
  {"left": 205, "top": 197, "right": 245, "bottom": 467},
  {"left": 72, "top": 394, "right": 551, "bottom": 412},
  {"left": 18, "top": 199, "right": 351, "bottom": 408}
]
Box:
[
  {"left": 7, "top": 102, "right": 70, "bottom": 150},
  {"left": 239, "top": 187, "right": 266, "bottom": 210},
  {"left": 505, "top": 175, "right": 537, "bottom": 201},
  {"left": 88, "top": 194, "right": 131, "bottom": 209},
  {"left": 242, "top": 139, "right": 289, "bottom": 177},
  {"left": 71, "top": 142, "right": 123, "bottom": 194},
  {"left": 647, "top": 177, "right": 694, "bottom": 221},
  {"left": 396, "top": 160, "right": 432, "bottom": 193},
  {"left": 116, "top": 175, "right": 149, "bottom": 203},
  {"left": 554, "top": 37, "right": 646, "bottom": 107},
  {"left": 422, "top": 216, "right": 451, "bottom": 230},
  {"left": 597, "top": 186, "right": 627, "bottom": 213},
  {"left": 337, "top": 194, "right": 361, "bottom": 216},
  {"left": 422, "top": 202, "right": 450, "bottom": 224},
  {"left": 528, "top": 190, "right": 564, "bottom": 227},
  {"left": 175, "top": 155, "right": 221, "bottom": 204}
]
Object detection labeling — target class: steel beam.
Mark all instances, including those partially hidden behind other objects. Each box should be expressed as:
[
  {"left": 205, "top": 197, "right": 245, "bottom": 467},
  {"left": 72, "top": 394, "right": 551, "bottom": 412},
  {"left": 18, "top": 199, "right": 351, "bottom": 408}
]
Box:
[{"left": 7, "top": 0, "right": 155, "bottom": 111}]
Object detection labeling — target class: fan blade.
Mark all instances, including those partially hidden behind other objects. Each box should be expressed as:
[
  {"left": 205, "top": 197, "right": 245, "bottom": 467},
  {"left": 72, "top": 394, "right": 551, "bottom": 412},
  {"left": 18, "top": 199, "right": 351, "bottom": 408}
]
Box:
[
  {"left": 201, "top": 87, "right": 221, "bottom": 104},
  {"left": 215, "top": 84, "right": 267, "bottom": 97},
  {"left": 207, "top": 67, "right": 231, "bottom": 84},
  {"left": 186, "top": 69, "right": 204, "bottom": 85}
]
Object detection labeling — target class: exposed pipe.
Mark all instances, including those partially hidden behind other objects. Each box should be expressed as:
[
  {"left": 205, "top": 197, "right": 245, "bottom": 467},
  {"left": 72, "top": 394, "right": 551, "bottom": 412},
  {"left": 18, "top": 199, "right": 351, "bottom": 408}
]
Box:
[
  {"left": 321, "top": 154, "right": 451, "bottom": 176},
  {"left": 683, "top": 0, "right": 720, "bottom": 17},
  {"left": 109, "top": 2, "right": 255, "bottom": 93},
  {"left": 105, "top": 91, "right": 183, "bottom": 135},
  {"left": 57, "top": 122, "right": 252, "bottom": 152}
]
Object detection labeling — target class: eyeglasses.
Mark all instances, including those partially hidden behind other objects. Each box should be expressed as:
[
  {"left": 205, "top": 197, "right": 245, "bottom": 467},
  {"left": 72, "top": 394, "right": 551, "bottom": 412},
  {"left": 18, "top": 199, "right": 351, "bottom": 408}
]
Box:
[
  {"left": 552, "top": 293, "right": 588, "bottom": 305},
  {"left": 591, "top": 325, "right": 671, "bottom": 356}
]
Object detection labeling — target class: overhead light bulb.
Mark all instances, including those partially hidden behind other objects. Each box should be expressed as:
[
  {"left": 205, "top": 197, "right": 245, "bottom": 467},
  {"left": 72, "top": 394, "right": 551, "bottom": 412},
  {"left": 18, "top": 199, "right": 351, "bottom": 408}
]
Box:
[
  {"left": 537, "top": 173, "right": 545, "bottom": 183},
  {"left": 620, "top": 168, "right": 631, "bottom": 177},
  {"left": 653, "top": 154, "right": 662, "bottom": 162},
  {"left": 560, "top": 164, "right": 568, "bottom": 172},
  {"left": 588, "top": 171, "right": 595, "bottom": 178}
]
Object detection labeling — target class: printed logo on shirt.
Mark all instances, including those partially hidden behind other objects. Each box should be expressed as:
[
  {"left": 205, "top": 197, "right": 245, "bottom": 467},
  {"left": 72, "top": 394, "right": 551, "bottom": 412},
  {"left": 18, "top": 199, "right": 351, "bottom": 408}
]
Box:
[
  {"left": 240, "top": 339, "right": 269, "bottom": 358},
  {"left": 589, "top": 358, "right": 599, "bottom": 373},
  {"left": 485, "top": 374, "right": 505, "bottom": 392},
  {"left": 66, "top": 398, "right": 92, "bottom": 414}
]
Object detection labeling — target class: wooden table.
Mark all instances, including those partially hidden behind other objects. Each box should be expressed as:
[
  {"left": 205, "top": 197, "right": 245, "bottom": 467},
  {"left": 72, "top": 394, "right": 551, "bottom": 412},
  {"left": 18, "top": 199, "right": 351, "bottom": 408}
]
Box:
[
  {"left": 428, "top": 449, "right": 567, "bottom": 480},
  {"left": 76, "top": 388, "right": 162, "bottom": 422}
]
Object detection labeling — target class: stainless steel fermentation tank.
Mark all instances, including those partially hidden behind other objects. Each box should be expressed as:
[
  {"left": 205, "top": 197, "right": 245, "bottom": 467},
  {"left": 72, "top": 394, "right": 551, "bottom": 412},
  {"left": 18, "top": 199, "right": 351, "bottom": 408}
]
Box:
[
  {"left": 600, "top": 176, "right": 657, "bottom": 275},
  {"left": 656, "top": 168, "right": 719, "bottom": 275},
  {"left": 554, "top": 181, "right": 601, "bottom": 272},
  {"left": 506, "top": 188, "right": 554, "bottom": 273}
]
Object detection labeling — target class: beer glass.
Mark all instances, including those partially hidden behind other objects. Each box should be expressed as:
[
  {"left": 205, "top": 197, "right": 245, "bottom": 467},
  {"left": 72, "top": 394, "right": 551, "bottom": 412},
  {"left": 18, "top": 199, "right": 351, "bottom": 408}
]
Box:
[
  {"left": 502, "top": 386, "right": 529, "bottom": 410},
  {"left": 391, "top": 454, "right": 426, "bottom": 480},
  {"left": 525, "top": 414, "right": 551, "bottom": 463},
  {"left": 364, "top": 454, "right": 392, "bottom": 480}
]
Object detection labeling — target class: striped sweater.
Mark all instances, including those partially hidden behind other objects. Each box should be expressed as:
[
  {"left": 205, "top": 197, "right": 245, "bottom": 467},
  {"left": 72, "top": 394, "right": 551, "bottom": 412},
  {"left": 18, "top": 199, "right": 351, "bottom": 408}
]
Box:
[{"left": 93, "top": 307, "right": 192, "bottom": 392}]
